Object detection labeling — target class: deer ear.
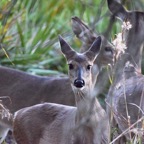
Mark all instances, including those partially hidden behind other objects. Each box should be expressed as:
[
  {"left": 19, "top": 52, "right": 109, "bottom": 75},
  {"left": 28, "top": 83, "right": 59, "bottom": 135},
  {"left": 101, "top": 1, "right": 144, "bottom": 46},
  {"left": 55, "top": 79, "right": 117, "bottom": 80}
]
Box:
[
  {"left": 85, "top": 36, "right": 101, "bottom": 61},
  {"left": 59, "top": 35, "right": 76, "bottom": 60},
  {"left": 71, "top": 16, "right": 96, "bottom": 43},
  {"left": 107, "top": 0, "right": 127, "bottom": 21}
]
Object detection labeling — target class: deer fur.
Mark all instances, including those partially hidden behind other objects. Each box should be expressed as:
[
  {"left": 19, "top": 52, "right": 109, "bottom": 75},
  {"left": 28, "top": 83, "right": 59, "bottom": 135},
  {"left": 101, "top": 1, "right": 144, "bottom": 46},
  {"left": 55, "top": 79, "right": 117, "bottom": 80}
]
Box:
[
  {"left": 0, "top": 17, "right": 115, "bottom": 143},
  {"left": 106, "top": 0, "right": 144, "bottom": 143},
  {"left": 13, "top": 36, "right": 110, "bottom": 144}
]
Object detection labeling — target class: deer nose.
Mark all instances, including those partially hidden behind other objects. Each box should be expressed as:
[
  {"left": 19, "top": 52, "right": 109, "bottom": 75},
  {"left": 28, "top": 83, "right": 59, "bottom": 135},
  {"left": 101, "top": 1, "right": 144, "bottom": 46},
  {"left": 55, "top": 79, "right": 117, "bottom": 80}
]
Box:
[{"left": 74, "top": 79, "right": 85, "bottom": 88}]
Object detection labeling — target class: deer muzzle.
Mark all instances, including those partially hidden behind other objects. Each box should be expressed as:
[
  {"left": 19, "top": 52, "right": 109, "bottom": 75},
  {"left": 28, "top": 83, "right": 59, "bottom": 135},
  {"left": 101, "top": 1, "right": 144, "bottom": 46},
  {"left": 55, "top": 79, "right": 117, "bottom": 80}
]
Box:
[
  {"left": 74, "top": 79, "right": 85, "bottom": 88},
  {"left": 74, "top": 66, "right": 85, "bottom": 88}
]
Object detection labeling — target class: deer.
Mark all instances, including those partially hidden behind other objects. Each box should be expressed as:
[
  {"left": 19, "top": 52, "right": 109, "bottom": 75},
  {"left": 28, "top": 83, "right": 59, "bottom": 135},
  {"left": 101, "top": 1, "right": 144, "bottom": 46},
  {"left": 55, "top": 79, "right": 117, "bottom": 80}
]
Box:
[
  {"left": 13, "top": 36, "right": 110, "bottom": 144},
  {"left": 106, "top": 0, "right": 144, "bottom": 143},
  {"left": 0, "top": 17, "right": 115, "bottom": 143},
  {"left": 72, "top": 16, "right": 115, "bottom": 99}
]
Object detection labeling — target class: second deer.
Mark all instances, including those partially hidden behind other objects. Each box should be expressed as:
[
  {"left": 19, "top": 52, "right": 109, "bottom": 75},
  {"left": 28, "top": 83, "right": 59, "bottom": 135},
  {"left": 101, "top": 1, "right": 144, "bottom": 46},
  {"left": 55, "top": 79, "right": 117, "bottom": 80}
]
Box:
[
  {"left": 13, "top": 36, "right": 110, "bottom": 144},
  {"left": 107, "top": 0, "right": 144, "bottom": 143}
]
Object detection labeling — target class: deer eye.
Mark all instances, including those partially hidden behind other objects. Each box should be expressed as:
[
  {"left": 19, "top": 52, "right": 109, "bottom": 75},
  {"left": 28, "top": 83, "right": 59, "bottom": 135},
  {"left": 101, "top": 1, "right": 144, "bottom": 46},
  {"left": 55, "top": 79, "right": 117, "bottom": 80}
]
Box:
[
  {"left": 105, "top": 47, "right": 113, "bottom": 53},
  {"left": 86, "top": 65, "right": 92, "bottom": 70},
  {"left": 68, "top": 64, "right": 74, "bottom": 70}
]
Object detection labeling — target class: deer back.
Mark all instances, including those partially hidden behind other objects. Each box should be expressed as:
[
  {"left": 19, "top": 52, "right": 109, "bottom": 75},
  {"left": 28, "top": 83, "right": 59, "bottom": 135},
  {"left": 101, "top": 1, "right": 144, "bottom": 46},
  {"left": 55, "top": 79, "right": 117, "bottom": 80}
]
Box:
[{"left": 0, "top": 66, "right": 75, "bottom": 113}]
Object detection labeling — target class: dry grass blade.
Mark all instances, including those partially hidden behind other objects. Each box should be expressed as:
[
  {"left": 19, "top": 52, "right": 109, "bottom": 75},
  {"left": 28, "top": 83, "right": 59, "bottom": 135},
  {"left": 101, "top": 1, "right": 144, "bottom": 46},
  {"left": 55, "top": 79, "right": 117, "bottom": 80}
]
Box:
[
  {"left": 110, "top": 116, "right": 144, "bottom": 144},
  {"left": 0, "top": 101, "right": 12, "bottom": 121}
]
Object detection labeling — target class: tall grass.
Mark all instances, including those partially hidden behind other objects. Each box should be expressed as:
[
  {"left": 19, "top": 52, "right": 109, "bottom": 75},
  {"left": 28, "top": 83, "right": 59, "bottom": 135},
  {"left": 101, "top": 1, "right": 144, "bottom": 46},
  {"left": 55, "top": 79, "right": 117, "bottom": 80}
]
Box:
[{"left": 0, "top": 0, "right": 121, "bottom": 75}]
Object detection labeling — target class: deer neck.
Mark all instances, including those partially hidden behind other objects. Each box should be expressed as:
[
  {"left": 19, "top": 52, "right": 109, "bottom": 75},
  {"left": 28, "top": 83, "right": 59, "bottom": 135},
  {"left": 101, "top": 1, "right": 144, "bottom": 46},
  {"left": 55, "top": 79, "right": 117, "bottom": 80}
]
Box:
[
  {"left": 113, "top": 37, "right": 143, "bottom": 85},
  {"left": 91, "top": 65, "right": 100, "bottom": 86},
  {"left": 126, "top": 37, "right": 143, "bottom": 71},
  {"left": 72, "top": 84, "right": 102, "bottom": 126}
]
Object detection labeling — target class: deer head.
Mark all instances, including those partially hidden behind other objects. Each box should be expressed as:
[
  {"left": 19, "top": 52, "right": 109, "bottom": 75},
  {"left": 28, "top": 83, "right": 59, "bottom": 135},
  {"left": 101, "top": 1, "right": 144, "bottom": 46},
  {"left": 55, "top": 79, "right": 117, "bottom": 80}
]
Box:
[
  {"left": 71, "top": 16, "right": 115, "bottom": 68},
  {"left": 59, "top": 35, "right": 101, "bottom": 95},
  {"left": 107, "top": 0, "right": 144, "bottom": 45},
  {"left": 108, "top": 0, "right": 144, "bottom": 72},
  {"left": 107, "top": 0, "right": 144, "bottom": 66}
]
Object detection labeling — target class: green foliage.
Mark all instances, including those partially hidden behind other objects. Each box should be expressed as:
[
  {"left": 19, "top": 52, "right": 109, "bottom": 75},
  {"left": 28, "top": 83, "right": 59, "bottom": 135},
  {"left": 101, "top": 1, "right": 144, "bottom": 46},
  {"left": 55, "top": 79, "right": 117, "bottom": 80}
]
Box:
[
  {"left": 0, "top": 0, "right": 143, "bottom": 76},
  {"left": 0, "top": 0, "right": 116, "bottom": 75}
]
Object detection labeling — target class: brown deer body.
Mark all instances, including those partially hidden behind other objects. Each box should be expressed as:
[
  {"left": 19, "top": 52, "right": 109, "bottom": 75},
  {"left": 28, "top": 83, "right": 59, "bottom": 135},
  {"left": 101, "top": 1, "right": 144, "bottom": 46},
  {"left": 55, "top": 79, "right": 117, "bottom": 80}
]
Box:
[
  {"left": 13, "top": 36, "right": 110, "bottom": 144},
  {"left": 107, "top": 0, "right": 144, "bottom": 142},
  {"left": 0, "top": 17, "right": 115, "bottom": 143}
]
